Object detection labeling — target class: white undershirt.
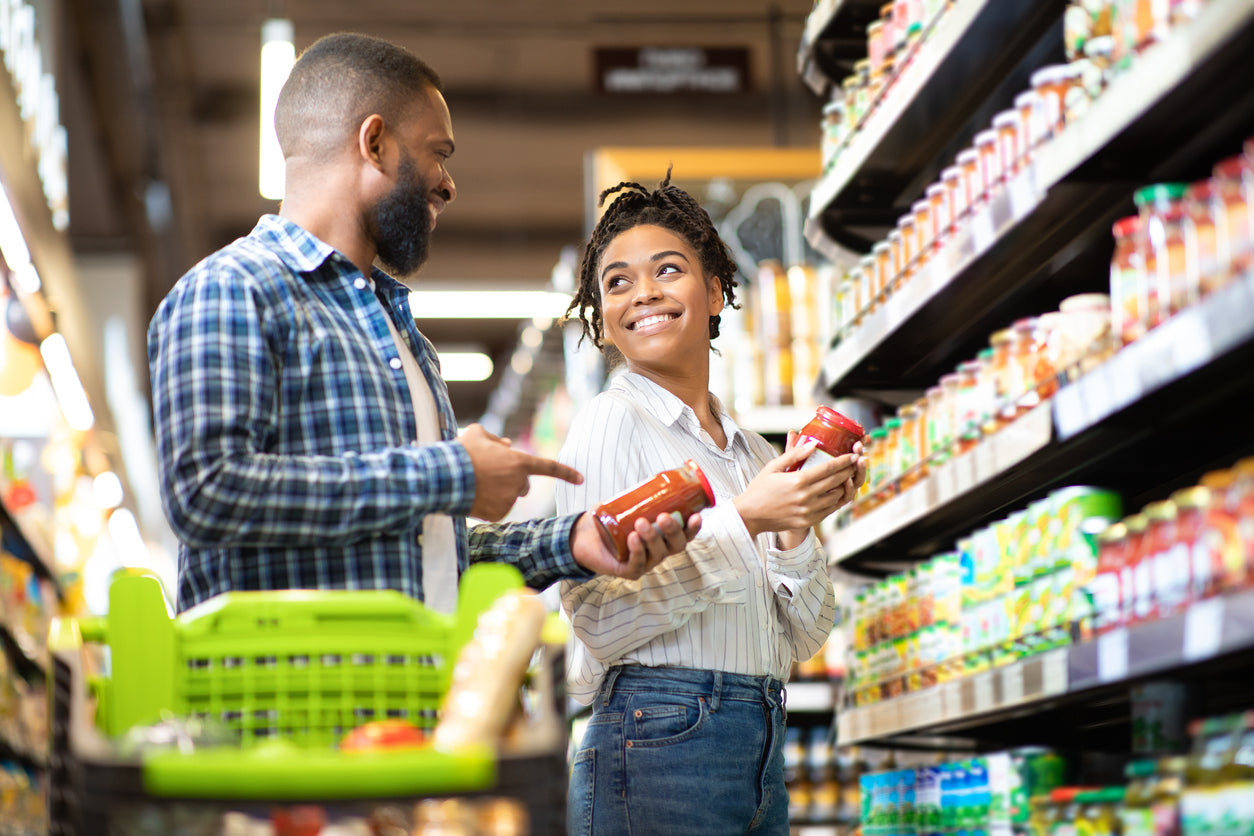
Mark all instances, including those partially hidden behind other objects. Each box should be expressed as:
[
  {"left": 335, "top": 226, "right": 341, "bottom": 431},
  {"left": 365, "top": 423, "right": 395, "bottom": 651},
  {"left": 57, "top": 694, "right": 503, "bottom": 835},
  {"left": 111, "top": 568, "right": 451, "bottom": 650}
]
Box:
[{"left": 374, "top": 283, "right": 459, "bottom": 613}]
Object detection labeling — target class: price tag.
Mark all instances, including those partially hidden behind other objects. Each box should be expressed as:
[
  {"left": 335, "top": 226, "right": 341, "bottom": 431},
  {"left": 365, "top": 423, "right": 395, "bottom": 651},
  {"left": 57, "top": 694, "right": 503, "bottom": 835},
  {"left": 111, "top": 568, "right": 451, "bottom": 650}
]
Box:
[
  {"left": 1098, "top": 628, "right": 1129, "bottom": 682},
  {"left": 1042, "top": 648, "right": 1068, "bottom": 695},
  {"left": 1007, "top": 171, "right": 1039, "bottom": 219},
  {"left": 941, "top": 681, "right": 961, "bottom": 719},
  {"left": 973, "top": 438, "right": 996, "bottom": 482},
  {"left": 1183, "top": 597, "right": 1225, "bottom": 661},
  {"left": 971, "top": 209, "right": 997, "bottom": 253},
  {"left": 1003, "top": 663, "right": 1025, "bottom": 704},
  {"left": 974, "top": 672, "right": 995, "bottom": 713}
]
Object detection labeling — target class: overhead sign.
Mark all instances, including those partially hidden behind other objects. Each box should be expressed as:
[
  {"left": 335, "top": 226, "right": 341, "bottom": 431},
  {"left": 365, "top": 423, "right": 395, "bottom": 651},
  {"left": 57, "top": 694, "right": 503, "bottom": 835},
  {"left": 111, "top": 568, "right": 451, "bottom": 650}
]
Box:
[{"left": 594, "top": 47, "right": 751, "bottom": 94}]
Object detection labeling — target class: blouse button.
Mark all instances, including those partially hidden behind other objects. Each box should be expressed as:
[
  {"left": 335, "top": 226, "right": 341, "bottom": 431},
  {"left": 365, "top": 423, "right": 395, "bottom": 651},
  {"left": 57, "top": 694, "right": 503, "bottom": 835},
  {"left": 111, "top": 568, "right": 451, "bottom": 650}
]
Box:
[
  {"left": 389, "top": 357, "right": 402, "bottom": 370},
  {"left": 353, "top": 277, "right": 368, "bottom": 290}
]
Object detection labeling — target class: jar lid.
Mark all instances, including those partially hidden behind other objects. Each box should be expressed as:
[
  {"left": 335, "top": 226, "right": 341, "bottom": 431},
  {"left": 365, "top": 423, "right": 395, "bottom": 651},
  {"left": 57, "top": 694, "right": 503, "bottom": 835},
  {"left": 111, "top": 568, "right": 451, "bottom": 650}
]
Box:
[
  {"left": 1144, "top": 500, "right": 1177, "bottom": 521},
  {"left": 897, "top": 214, "right": 916, "bottom": 229},
  {"left": 867, "top": 19, "right": 884, "bottom": 32},
  {"left": 977, "top": 347, "right": 994, "bottom": 360},
  {"left": 1169, "top": 486, "right": 1211, "bottom": 510},
  {"left": 1132, "top": 183, "right": 1188, "bottom": 207},
  {"left": 974, "top": 129, "right": 1000, "bottom": 145},
  {"left": 926, "top": 183, "right": 948, "bottom": 197},
  {"left": 858, "top": 254, "right": 876, "bottom": 266},
  {"left": 1185, "top": 179, "right": 1216, "bottom": 199},
  {"left": 1059, "top": 292, "right": 1111, "bottom": 312},
  {"left": 1213, "top": 155, "right": 1251, "bottom": 180},
  {"left": 685, "top": 459, "right": 717, "bottom": 507},
  {"left": 1125, "top": 759, "right": 1157, "bottom": 779},
  {"left": 823, "top": 100, "right": 845, "bottom": 115},
  {"left": 1014, "top": 90, "right": 1042, "bottom": 107},
  {"left": 869, "top": 427, "right": 889, "bottom": 439},
  {"left": 815, "top": 405, "right": 866, "bottom": 439},
  {"left": 956, "top": 148, "right": 980, "bottom": 164},
  {"left": 939, "top": 372, "right": 963, "bottom": 385},
  {"left": 926, "top": 385, "right": 944, "bottom": 396},
  {"left": 888, "top": 229, "right": 903, "bottom": 241},
  {"left": 872, "top": 241, "right": 892, "bottom": 253},
  {"left": 1123, "top": 513, "right": 1149, "bottom": 534},
  {"left": 1199, "top": 469, "right": 1234, "bottom": 490},
  {"left": 991, "top": 110, "right": 1020, "bottom": 128},
  {"left": 1096, "top": 521, "right": 1127, "bottom": 543},
  {"left": 941, "top": 165, "right": 963, "bottom": 181},
  {"left": 912, "top": 198, "right": 930, "bottom": 213},
  {"left": 1112, "top": 215, "right": 1141, "bottom": 237},
  {"left": 884, "top": 417, "right": 902, "bottom": 429},
  {"left": 1030, "top": 64, "right": 1076, "bottom": 86}
]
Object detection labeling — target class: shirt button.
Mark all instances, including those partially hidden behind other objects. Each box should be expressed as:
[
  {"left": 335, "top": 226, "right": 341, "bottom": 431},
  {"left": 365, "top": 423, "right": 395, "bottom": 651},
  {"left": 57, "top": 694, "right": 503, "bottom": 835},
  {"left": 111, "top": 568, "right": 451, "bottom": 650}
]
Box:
[
  {"left": 389, "top": 357, "right": 402, "bottom": 370},
  {"left": 353, "top": 277, "right": 367, "bottom": 290}
]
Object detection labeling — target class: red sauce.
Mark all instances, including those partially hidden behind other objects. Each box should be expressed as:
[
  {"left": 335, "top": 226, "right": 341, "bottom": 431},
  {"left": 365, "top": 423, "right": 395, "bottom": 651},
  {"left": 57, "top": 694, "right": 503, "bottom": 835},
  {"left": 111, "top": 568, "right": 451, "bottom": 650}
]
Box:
[
  {"left": 593, "top": 459, "right": 716, "bottom": 559},
  {"left": 787, "top": 406, "right": 866, "bottom": 472}
]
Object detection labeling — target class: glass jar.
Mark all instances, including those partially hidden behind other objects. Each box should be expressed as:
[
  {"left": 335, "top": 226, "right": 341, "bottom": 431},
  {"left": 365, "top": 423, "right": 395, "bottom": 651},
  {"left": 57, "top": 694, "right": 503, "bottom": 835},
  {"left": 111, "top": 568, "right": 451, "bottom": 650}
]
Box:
[
  {"left": 912, "top": 198, "right": 933, "bottom": 266},
  {"left": 939, "top": 372, "right": 963, "bottom": 456},
  {"left": 974, "top": 347, "right": 1000, "bottom": 435},
  {"left": 1092, "top": 521, "right": 1129, "bottom": 634},
  {"left": 867, "top": 19, "right": 888, "bottom": 78},
  {"left": 1143, "top": 499, "right": 1186, "bottom": 620},
  {"left": 956, "top": 149, "right": 981, "bottom": 219},
  {"left": 942, "top": 164, "right": 967, "bottom": 225},
  {"left": 1170, "top": 486, "right": 1210, "bottom": 609},
  {"left": 974, "top": 129, "right": 1002, "bottom": 203},
  {"left": 1030, "top": 64, "right": 1082, "bottom": 136},
  {"left": 854, "top": 59, "right": 873, "bottom": 121},
  {"left": 898, "top": 403, "right": 922, "bottom": 488},
  {"left": 872, "top": 241, "right": 893, "bottom": 308},
  {"left": 1014, "top": 90, "right": 1049, "bottom": 160},
  {"left": 927, "top": 182, "right": 952, "bottom": 248},
  {"left": 788, "top": 406, "right": 866, "bottom": 472},
  {"left": 594, "top": 460, "right": 716, "bottom": 559},
  {"left": 1110, "top": 215, "right": 1145, "bottom": 345},
  {"left": 1133, "top": 183, "right": 1189, "bottom": 328},
  {"left": 883, "top": 417, "right": 903, "bottom": 489},
  {"left": 1123, "top": 513, "right": 1152, "bottom": 625},
  {"left": 1057, "top": 292, "right": 1113, "bottom": 372},
  {"left": 1212, "top": 156, "right": 1253, "bottom": 280},
  {"left": 887, "top": 229, "right": 905, "bottom": 294},
  {"left": 867, "top": 426, "right": 890, "bottom": 496},
  {"left": 1017, "top": 316, "right": 1056, "bottom": 407},
  {"left": 953, "top": 361, "right": 982, "bottom": 452},
  {"left": 912, "top": 395, "right": 931, "bottom": 479},
  {"left": 1183, "top": 180, "right": 1220, "bottom": 299},
  {"left": 821, "top": 100, "right": 846, "bottom": 175},
  {"left": 1196, "top": 469, "right": 1244, "bottom": 595},
  {"left": 841, "top": 73, "right": 862, "bottom": 131},
  {"left": 927, "top": 383, "right": 951, "bottom": 463},
  {"left": 992, "top": 109, "right": 1023, "bottom": 179},
  {"left": 897, "top": 214, "right": 918, "bottom": 280},
  {"left": 989, "top": 328, "right": 1018, "bottom": 423}
]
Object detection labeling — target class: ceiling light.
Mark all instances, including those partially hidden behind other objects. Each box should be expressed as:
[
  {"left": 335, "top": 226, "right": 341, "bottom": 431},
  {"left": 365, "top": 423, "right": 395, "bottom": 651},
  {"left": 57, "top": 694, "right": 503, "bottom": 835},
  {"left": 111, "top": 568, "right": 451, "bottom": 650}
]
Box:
[
  {"left": 408, "top": 290, "right": 571, "bottom": 319},
  {"left": 39, "top": 333, "right": 95, "bottom": 431},
  {"left": 439, "top": 351, "right": 494, "bottom": 382},
  {"left": 259, "top": 19, "right": 294, "bottom": 201}
]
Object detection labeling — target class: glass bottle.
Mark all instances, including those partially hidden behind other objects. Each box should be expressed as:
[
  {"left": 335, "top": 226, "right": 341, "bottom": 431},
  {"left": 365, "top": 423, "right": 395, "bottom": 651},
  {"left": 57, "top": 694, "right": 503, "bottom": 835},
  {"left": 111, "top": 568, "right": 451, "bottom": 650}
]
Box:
[
  {"left": 1133, "top": 183, "right": 1189, "bottom": 328},
  {"left": 1110, "top": 215, "right": 1145, "bottom": 345},
  {"left": 926, "top": 384, "right": 950, "bottom": 465},
  {"left": 1212, "top": 156, "right": 1253, "bottom": 281},
  {"left": 1183, "top": 180, "right": 1219, "bottom": 300},
  {"left": 898, "top": 403, "right": 921, "bottom": 488},
  {"left": 927, "top": 182, "right": 952, "bottom": 250},
  {"left": 1143, "top": 499, "right": 1186, "bottom": 620}
]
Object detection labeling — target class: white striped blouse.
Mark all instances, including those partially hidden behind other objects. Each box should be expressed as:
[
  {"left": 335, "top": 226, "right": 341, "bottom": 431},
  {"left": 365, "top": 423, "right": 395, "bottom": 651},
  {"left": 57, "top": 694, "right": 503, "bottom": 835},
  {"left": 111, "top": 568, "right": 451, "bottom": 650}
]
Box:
[{"left": 556, "top": 371, "right": 837, "bottom": 704}]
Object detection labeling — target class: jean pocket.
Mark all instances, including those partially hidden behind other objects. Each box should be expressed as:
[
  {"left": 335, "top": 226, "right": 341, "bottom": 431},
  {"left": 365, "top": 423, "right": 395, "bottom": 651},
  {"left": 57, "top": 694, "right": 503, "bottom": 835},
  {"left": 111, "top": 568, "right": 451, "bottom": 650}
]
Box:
[
  {"left": 568, "top": 746, "right": 595, "bottom": 836},
  {"left": 625, "top": 694, "right": 708, "bottom": 747}
]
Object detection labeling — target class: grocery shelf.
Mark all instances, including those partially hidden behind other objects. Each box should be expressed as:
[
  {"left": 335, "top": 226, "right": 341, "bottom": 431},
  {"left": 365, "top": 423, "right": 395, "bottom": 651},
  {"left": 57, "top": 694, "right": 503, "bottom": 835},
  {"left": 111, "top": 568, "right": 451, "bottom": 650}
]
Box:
[
  {"left": 796, "top": 0, "right": 882, "bottom": 97},
  {"left": 805, "top": 0, "right": 1065, "bottom": 249},
  {"left": 825, "top": 403, "right": 1052, "bottom": 570},
  {"left": 818, "top": 0, "right": 1254, "bottom": 395},
  {"left": 0, "top": 494, "right": 59, "bottom": 589},
  {"left": 1, "top": 622, "right": 45, "bottom": 682},
  {"left": 1053, "top": 271, "right": 1254, "bottom": 442},
  {"left": 837, "top": 587, "right": 1254, "bottom": 748}
]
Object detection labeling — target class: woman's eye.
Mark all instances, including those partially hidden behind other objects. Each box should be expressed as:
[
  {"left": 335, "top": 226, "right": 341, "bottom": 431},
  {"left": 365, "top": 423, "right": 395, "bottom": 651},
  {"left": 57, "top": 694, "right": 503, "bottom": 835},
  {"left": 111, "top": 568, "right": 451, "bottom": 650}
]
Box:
[
  {"left": 658, "top": 264, "right": 681, "bottom": 277},
  {"left": 606, "top": 276, "right": 628, "bottom": 290}
]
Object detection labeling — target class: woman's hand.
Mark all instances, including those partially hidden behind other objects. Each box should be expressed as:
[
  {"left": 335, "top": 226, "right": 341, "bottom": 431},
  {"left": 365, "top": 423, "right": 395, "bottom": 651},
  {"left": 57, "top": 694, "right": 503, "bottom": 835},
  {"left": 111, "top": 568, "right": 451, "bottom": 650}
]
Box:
[{"left": 733, "top": 432, "right": 865, "bottom": 546}]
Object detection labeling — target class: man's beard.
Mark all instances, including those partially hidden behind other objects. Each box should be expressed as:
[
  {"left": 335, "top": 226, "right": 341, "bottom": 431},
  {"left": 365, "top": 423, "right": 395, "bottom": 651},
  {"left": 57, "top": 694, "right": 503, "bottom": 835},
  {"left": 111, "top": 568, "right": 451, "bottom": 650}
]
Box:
[{"left": 372, "top": 151, "right": 432, "bottom": 278}]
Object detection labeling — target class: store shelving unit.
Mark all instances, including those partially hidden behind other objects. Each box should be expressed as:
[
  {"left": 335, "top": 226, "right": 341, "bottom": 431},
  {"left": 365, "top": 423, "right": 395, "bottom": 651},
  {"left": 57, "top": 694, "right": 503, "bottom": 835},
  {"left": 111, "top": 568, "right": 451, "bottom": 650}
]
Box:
[
  {"left": 0, "top": 495, "right": 58, "bottom": 588},
  {"left": 799, "top": 0, "right": 1254, "bottom": 763}
]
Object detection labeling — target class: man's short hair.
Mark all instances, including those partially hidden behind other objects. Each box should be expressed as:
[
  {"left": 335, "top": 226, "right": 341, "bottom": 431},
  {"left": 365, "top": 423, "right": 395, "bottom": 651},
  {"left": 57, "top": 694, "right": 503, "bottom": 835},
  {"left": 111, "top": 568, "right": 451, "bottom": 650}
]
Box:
[{"left": 275, "top": 32, "right": 443, "bottom": 159}]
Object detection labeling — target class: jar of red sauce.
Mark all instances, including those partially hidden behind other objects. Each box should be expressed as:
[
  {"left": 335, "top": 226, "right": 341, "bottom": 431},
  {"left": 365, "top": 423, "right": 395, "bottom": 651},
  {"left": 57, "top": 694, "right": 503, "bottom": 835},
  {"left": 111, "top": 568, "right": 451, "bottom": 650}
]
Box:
[
  {"left": 1197, "top": 470, "right": 1244, "bottom": 594},
  {"left": 1092, "top": 521, "right": 1129, "bottom": 634},
  {"left": 1123, "top": 513, "right": 1153, "bottom": 626},
  {"left": 593, "top": 460, "right": 716, "bottom": 559},
  {"left": 788, "top": 405, "right": 866, "bottom": 473},
  {"left": 1144, "top": 500, "right": 1187, "bottom": 620}
]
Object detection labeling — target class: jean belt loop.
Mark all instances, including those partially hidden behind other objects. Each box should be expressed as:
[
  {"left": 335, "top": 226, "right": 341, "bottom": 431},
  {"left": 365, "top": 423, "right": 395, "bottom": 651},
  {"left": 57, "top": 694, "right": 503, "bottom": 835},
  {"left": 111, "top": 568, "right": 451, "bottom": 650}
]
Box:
[
  {"left": 709, "top": 670, "right": 722, "bottom": 712},
  {"left": 600, "top": 666, "right": 622, "bottom": 708}
]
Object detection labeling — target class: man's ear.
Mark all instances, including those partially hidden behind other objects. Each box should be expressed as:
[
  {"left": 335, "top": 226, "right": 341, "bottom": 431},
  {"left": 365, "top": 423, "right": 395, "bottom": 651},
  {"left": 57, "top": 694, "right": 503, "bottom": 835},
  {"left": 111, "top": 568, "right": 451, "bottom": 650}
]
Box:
[{"left": 357, "top": 114, "right": 388, "bottom": 172}]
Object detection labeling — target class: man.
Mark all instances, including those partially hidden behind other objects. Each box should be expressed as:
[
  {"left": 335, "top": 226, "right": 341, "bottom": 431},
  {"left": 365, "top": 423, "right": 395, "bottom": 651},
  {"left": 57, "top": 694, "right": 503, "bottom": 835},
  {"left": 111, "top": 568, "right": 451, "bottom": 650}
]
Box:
[{"left": 147, "top": 32, "right": 698, "bottom": 613}]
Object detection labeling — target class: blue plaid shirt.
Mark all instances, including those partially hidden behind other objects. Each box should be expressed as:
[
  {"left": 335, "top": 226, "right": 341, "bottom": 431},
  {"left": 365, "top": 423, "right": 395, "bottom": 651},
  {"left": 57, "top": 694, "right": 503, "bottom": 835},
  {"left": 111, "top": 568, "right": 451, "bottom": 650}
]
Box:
[{"left": 148, "top": 215, "right": 590, "bottom": 611}]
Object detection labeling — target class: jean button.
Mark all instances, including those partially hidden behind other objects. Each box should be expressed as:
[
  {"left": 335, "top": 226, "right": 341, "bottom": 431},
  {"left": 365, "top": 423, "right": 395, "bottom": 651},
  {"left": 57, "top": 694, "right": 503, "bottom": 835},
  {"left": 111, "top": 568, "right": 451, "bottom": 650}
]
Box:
[{"left": 634, "top": 710, "right": 642, "bottom": 718}]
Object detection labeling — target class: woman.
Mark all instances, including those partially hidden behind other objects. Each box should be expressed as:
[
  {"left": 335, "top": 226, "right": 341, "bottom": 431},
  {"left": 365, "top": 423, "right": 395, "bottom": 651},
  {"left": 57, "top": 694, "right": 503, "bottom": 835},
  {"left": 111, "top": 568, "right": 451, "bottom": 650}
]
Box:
[{"left": 557, "top": 172, "right": 866, "bottom": 835}]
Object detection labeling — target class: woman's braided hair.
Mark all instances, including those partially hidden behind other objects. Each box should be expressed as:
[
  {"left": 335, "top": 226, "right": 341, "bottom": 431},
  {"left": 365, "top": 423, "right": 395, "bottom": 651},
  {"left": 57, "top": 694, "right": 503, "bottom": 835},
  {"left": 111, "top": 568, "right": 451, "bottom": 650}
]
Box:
[{"left": 565, "top": 168, "right": 740, "bottom": 350}]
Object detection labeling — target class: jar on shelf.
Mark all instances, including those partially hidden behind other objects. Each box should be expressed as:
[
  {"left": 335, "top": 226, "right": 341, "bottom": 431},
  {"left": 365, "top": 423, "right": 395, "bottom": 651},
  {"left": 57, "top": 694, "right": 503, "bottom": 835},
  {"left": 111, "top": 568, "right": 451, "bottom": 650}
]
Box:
[
  {"left": 897, "top": 214, "right": 918, "bottom": 280},
  {"left": 1092, "top": 521, "right": 1130, "bottom": 634},
  {"left": 866, "top": 426, "right": 890, "bottom": 497},
  {"left": 1036, "top": 310, "right": 1065, "bottom": 396},
  {"left": 867, "top": 19, "right": 889, "bottom": 78},
  {"left": 821, "top": 99, "right": 847, "bottom": 174},
  {"left": 1123, "top": 512, "right": 1152, "bottom": 625},
  {"left": 989, "top": 328, "right": 1017, "bottom": 423},
  {"left": 1057, "top": 292, "right": 1113, "bottom": 373},
  {"left": 937, "top": 166, "right": 963, "bottom": 232},
  {"left": 872, "top": 240, "right": 893, "bottom": 307},
  {"left": 911, "top": 394, "right": 931, "bottom": 479},
  {"left": 974, "top": 129, "right": 1002, "bottom": 204},
  {"left": 1143, "top": 499, "right": 1186, "bottom": 620},
  {"left": 953, "top": 360, "right": 983, "bottom": 451},
  {"left": 974, "top": 347, "right": 1001, "bottom": 435},
  {"left": 1014, "top": 90, "right": 1049, "bottom": 160},
  {"left": 926, "top": 383, "right": 951, "bottom": 464},
  {"left": 938, "top": 372, "right": 963, "bottom": 456},
  {"left": 887, "top": 229, "right": 905, "bottom": 294},
  {"left": 1134, "top": 183, "right": 1190, "bottom": 324},
  {"left": 883, "top": 417, "right": 903, "bottom": 490},
  {"left": 1030, "top": 64, "right": 1084, "bottom": 136},
  {"left": 1110, "top": 215, "right": 1145, "bottom": 345},
  {"left": 1183, "top": 179, "right": 1220, "bottom": 299},
  {"left": 992, "top": 109, "right": 1023, "bottom": 180},
  {"left": 1233, "top": 457, "right": 1254, "bottom": 587},
  {"left": 1211, "top": 155, "right": 1253, "bottom": 281},
  {"left": 927, "top": 182, "right": 952, "bottom": 248},
  {"left": 1169, "top": 486, "right": 1212, "bottom": 606},
  {"left": 956, "top": 149, "right": 981, "bottom": 219},
  {"left": 841, "top": 73, "right": 862, "bottom": 132},
  {"left": 1015, "top": 316, "right": 1056, "bottom": 409},
  {"left": 1196, "top": 469, "right": 1244, "bottom": 595},
  {"left": 898, "top": 403, "right": 922, "bottom": 488},
  {"left": 912, "top": 198, "right": 934, "bottom": 266},
  {"left": 854, "top": 59, "right": 873, "bottom": 122}
]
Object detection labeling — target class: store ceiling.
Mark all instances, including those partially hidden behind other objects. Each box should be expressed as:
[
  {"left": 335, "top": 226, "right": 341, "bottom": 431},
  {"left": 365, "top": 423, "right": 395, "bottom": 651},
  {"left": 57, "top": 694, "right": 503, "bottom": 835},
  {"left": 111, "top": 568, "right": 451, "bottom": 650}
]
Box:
[{"left": 59, "top": 0, "right": 824, "bottom": 425}]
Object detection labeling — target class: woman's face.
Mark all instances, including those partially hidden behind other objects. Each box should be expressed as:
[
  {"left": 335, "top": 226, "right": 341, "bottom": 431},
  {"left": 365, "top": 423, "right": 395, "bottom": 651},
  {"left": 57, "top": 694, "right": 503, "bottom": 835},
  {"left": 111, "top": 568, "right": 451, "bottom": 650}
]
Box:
[{"left": 597, "top": 224, "right": 723, "bottom": 376}]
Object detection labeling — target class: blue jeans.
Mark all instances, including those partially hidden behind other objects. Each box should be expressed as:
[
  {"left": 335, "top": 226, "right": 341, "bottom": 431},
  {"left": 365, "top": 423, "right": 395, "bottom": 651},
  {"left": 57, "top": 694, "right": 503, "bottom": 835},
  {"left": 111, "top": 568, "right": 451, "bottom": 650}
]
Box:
[{"left": 567, "top": 665, "right": 789, "bottom": 836}]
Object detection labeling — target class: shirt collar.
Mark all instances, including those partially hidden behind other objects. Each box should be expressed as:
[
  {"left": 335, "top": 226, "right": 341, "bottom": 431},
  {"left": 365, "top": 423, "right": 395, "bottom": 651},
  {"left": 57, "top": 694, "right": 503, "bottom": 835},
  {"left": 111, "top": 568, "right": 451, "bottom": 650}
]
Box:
[
  {"left": 251, "top": 214, "right": 408, "bottom": 296},
  {"left": 610, "top": 371, "right": 746, "bottom": 451}
]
